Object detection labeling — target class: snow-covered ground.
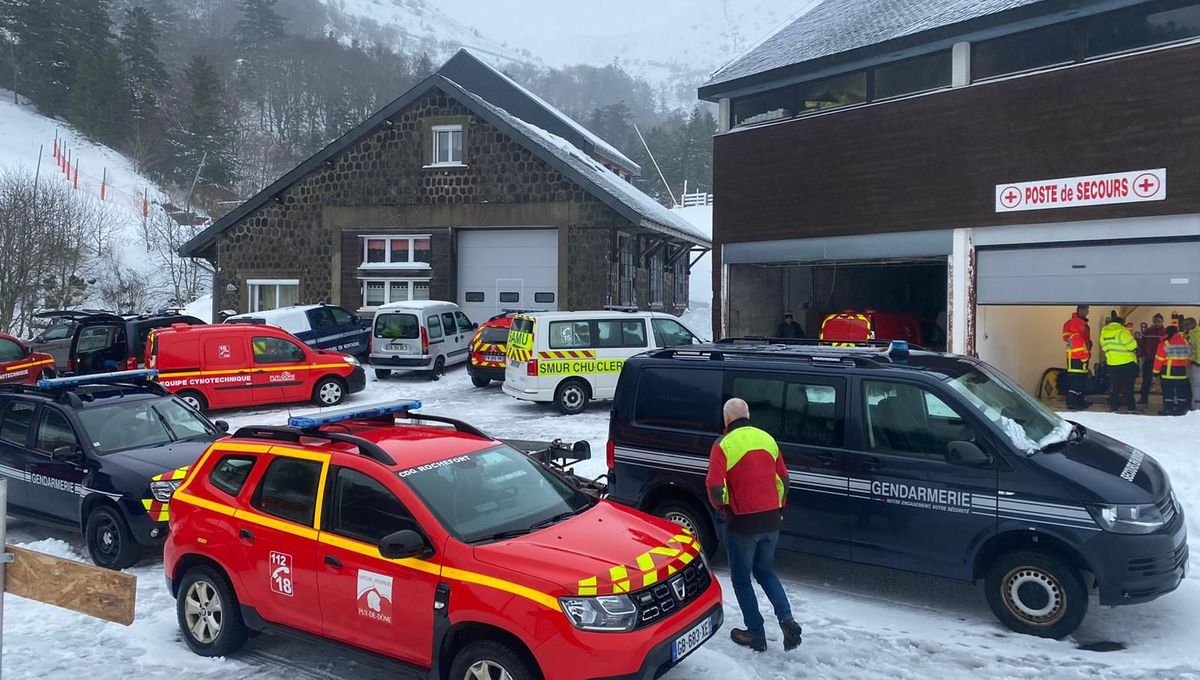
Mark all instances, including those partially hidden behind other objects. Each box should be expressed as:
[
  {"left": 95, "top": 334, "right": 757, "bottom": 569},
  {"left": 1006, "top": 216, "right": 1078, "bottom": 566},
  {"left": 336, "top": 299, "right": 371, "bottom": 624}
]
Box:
[{"left": 5, "top": 371, "right": 1198, "bottom": 679}]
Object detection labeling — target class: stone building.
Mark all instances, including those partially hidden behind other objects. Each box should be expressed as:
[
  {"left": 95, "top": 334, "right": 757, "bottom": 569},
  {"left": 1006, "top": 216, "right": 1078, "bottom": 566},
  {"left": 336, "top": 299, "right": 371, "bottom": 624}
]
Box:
[{"left": 180, "top": 50, "right": 709, "bottom": 323}]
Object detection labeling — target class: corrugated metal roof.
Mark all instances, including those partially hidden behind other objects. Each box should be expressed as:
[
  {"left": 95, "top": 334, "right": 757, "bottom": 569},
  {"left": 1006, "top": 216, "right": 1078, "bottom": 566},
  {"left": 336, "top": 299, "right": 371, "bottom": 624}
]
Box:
[{"left": 704, "top": 0, "right": 1048, "bottom": 91}]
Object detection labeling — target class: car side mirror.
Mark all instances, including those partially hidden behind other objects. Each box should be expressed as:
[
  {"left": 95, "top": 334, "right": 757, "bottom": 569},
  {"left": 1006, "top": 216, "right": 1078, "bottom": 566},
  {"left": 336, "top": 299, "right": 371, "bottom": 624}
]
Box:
[
  {"left": 946, "top": 440, "right": 990, "bottom": 466},
  {"left": 214, "top": 420, "right": 230, "bottom": 433},
  {"left": 378, "top": 529, "right": 431, "bottom": 560},
  {"left": 472, "top": 323, "right": 479, "bottom": 330},
  {"left": 572, "top": 440, "right": 591, "bottom": 460},
  {"left": 51, "top": 445, "right": 80, "bottom": 462}
]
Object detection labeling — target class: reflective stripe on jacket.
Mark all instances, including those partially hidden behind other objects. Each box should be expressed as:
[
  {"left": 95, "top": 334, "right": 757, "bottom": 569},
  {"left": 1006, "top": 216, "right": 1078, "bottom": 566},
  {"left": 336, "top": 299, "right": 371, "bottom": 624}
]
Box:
[
  {"left": 1062, "top": 315, "right": 1091, "bottom": 373},
  {"left": 706, "top": 422, "right": 787, "bottom": 516},
  {"left": 1154, "top": 334, "right": 1191, "bottom": 379},
  {"left": 1099, "top": 322, "right": 1138, "bottom": 367}
]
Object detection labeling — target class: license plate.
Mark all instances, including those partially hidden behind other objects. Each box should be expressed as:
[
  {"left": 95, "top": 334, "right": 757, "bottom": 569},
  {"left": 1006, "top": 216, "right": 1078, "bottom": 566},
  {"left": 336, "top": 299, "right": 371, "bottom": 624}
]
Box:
[
  {"left": 388, "top": 343, "right": 410, "bottom": 353},
  {"left": 671, "top": 616, "right": 713, "bottom": 661},
  {"left": 485, "top": 354, "right": 505, "bottom": 362}
]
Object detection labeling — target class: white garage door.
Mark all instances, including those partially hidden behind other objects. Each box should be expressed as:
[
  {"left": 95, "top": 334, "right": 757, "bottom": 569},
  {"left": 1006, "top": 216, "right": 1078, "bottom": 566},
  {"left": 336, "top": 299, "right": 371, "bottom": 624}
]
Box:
[
  {"left": 457, "top": 228, "right": 558, "bottom": 323},
  {"left": 977, "top": 240, "right": 1200, "bottom": 305}
]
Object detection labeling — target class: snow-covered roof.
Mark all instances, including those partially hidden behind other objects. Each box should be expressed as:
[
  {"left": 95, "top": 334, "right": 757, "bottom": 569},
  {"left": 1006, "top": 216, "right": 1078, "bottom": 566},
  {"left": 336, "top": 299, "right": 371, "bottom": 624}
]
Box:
[{"left": 701, "top": 0, "right": 1068, "bottom": 96}]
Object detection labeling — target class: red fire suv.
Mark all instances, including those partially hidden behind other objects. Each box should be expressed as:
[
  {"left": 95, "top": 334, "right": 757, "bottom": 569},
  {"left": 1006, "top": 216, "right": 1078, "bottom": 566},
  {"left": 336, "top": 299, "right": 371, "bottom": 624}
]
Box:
[
  {"left": 147, "top": 323, "right": 366, "bottom": 412},
  {"left": 0, "top": 333, "right": 55, "bottom": 385},
  {"left": 467, "top": 313, "right": 516, "bottom": 387},
  {"left": 164, "top": 401, "right": 721, "bottom": 680}
]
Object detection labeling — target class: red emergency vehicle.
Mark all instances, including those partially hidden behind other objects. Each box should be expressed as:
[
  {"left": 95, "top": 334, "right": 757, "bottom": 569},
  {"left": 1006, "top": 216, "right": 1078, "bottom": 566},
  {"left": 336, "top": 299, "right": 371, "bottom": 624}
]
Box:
[
  {"left": 147, "top": 323, "right": 366, "bottom": 412},
  {"left": 467, "top": 313, "right": 516, "bottom": 387},
  {"left": 0, "top": 333, "right": 55, "bottom": 385},
  {"left": 164, "top": 401, "right": 721, "bottom": 680},
  {"left": 819, "top": 311, "right": 938, "bottom": 348}
]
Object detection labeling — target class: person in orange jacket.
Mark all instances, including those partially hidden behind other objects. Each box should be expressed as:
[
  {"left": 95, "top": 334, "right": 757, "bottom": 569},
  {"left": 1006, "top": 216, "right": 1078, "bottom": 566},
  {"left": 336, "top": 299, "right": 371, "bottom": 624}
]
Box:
[
  {"left": 1061, "top": 305, "right": 1092, "bottom": 410},
  {"left": 1153, "top": 326, "right": 1192, "bottom": 416}
]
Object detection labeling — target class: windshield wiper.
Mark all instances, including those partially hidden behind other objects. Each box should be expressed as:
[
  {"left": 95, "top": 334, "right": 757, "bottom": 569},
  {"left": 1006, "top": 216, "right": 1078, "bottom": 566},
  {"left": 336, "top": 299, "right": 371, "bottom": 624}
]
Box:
[
  {"left": 1037, "top": 422, "right": 1085, "bottom": 454},
  {"left": 527, "top": 509, "right": 582, "bottom": 531},
  {"left": 465, "top": 527, "right": 535, "bottom": 544}
]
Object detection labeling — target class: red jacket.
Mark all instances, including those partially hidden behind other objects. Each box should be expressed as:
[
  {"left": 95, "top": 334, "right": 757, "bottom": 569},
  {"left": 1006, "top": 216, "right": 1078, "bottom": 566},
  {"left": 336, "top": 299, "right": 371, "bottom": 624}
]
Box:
[
  {"left": 1154, "top": 333, "right": 1191, "bottom": 379},
  {"left": 1062, "top": 314, "right": 1091, "bottom": 371},
  {"left": 706, "top": 420, "right": 788, "bottom": 531}
]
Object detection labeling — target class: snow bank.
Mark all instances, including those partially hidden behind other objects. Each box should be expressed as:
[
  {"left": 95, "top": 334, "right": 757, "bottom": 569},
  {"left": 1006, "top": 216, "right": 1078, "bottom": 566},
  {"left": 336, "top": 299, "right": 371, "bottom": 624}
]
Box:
[{"left": 182, "top": 294, "right": 213, "bottom": 324}]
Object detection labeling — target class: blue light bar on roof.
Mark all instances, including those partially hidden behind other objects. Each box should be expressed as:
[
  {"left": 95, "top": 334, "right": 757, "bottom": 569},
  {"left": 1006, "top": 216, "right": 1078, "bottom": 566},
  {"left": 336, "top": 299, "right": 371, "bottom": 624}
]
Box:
[
  {"left": 37, "top": 369, "right": 159, "bottom": 389},
  {"left": 287, "top": 400, "right": 422, "bottom": 429},
  {"left": 887, "top": 340, "right": 910, "bottom": 361}
]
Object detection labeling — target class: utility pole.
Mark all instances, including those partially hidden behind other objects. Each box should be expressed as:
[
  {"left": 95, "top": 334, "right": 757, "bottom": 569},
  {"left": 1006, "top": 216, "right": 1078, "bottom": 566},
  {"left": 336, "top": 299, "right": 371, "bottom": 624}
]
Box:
[{"left": 185, "top": 150, "right": 208, "bottom": 219}]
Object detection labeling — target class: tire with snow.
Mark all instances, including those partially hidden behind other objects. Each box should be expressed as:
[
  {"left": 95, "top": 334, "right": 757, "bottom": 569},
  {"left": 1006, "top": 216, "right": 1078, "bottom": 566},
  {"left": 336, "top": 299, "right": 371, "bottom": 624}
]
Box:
[
  {"left": 375, "top": 368, "right": 392, "bottom": 380},
  {"left": 470, "top": 373, "right": 491, "bottom": 388},
  {"left": 985, "top": 550, "right": 1088, "bottom": 638},
  {"left": 85, "top": 505, "right": 141, "bottom": 570},
  {"left": 651, "top": 499, "right": 717, "bottom": 559},
  {"left": 177, "top": 565, "right": 248, "bottom": 657}
]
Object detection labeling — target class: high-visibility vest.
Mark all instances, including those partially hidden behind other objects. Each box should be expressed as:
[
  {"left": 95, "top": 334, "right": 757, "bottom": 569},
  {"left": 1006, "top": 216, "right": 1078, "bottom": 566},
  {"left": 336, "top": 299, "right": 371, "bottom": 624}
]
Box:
[
  {"left": 1154, "top": 334, "right": 1191, "bottom": 380},
  {"left": 707, "top": 424, "right": 786, "bottom": 515},
  {"left": 1099, "top": 322, "right": 1138, "bottom": 367},
  {"left": 1188, "top": 328, "right": 1200, "bottom": 364},
  {"left": 1062, "top": 316, "right": 1091, "bottom": 373}
]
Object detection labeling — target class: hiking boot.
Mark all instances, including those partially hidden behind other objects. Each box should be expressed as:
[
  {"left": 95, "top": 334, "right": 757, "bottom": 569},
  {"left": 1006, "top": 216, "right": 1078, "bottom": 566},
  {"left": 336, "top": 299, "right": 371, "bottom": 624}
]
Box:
[
  {"left": 781, "top": 620, "right": 803, "bottom": 651},
  {"left": 730, "top": 628, "right": 767, "bottom": 652}
]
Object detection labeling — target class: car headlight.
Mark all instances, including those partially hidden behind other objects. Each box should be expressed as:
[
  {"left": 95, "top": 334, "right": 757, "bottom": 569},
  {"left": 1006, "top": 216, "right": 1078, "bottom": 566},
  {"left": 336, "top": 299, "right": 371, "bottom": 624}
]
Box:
[
  {"left": 1087, "top": 503, "right": 1166, "bottom": 534},
  {"left": 559, "top": 594, "right": 637, "bottom": 632},
  {"left": 150, "top": 480, "right": 182, "bottom": 503},
  {"left": 344, "top": 355, "right": 360, "bottom": 366}
]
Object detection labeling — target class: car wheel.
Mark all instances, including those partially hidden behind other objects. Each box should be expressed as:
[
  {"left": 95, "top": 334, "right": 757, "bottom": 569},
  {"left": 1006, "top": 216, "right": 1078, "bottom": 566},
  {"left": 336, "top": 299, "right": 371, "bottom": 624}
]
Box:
[
  {"left": 554, "top": 379, "right": 589, "bottom": 415},
  {"left": 652, "top": 499, "right": 717, "bottom": 559},
  {"left": 375, "top": 368, "right": 391, "bottom": 380},
  {"left": 985, "top": 550, "right": 1088, "bottom": 638},
  {"left": 177, "top": 565, "right": 248, "bottom": 657},
  {"left": 312, "top": 376, "right": 346, "bottom": 406},
  {"left": 39, "top": 367, "right": 56, "bottom": 380},
  {"left": 449, "top": 639, "right": 537, "bottom": 680},
  {"left": 471, "top": 373, "right": 491, "bottom": 388},
  {"left": 430, "top": 356, "right": 445, "bottom": 382},
  {"left": 178, "top": 390, "right": 207, "bottom": 413},
  {"left": 85, "top": 505, "right": 141, "bottom": 570}
]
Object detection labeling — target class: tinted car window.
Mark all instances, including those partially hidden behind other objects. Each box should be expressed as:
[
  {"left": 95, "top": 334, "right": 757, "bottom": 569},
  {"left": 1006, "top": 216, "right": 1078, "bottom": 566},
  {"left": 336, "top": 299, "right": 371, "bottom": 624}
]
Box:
[
  {"left": 0, "top": 402, "right": 36, "bottom": 446},
  {"left": 479, "top": 327, "right": 509, "bottom": 344},
  {"left": 724, "top": 372, "right": 846, "bottom": 448},
  {"left": 310, "top": 308, "right": 337, "bottom": 329},
  {"left": 634, "top": 368, "right": 723, "bottom": 432},
  {"left": 595, "top": 320, "right": 646, "bottom": 348},
  {"left": 76, "top": 326, "right": 113, "bottom": 352},
  {"left": 652, "top": 319, "right": 697, "bottom": 347},
  {"left": 329, "top": 307, "right": 355, "bottom": 325},
  {"left": 549, "top": 320, "right": 591, "bottom": 349},
  {"left": 455, "top": 312, "right": 474, "bottom": 334},
  {"left": 328, "top": 467, "right": 416, "bottom": 543},
  {"left": 76, "top": 397, "right": 216, "bottom": 454},
  {"left": 252, "top": 336, "right": 305, "bottom": 364},
  {"left": 252, "top": 457, "right": 323, "bottom": 525},
  {"left": 35, "top": 409, "right": 77, "bottom": 454},
  {"left": 210, "top": 455, "right": 256, "bottom": 497},
  {"left": 0, "top": 338, "right": 25, "bottom": 361},
  {"left": 441, "top": 312, "right": 458, "bottom": 336},
  {"left": 375, "top": 313, "right": 419, "bottom": 339},
  {"left": 427, "top": 314, "right": 443, "bottom": 339},
  {"left": 863, "top": 380, "right": 980, "bottom": 461},
  {"left": 42, "top": 324, "right": 72, "bottom": 341}
]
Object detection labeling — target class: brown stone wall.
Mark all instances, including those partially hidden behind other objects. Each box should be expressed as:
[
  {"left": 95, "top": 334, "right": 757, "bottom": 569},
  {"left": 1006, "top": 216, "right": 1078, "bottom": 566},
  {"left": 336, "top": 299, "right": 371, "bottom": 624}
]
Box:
[{"left": 214, "top": 87, "right": 668, "bottom": 315}]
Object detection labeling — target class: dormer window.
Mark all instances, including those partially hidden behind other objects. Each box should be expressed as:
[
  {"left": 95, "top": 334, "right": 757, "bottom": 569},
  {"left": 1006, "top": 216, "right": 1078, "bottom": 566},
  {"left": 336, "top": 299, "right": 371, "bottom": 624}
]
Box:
[{"left": 432, "top": 124, "right": 463, "bottom": 165}]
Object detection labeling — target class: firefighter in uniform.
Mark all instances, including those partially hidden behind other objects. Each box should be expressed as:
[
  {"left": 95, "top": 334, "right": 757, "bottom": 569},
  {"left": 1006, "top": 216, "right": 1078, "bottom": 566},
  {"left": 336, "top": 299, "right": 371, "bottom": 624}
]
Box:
[
  {"left": 706, "top": 398, "right": 802, "bottom": 653},
  {"left": 1137, "top": 313, "right": 1166, "bottom": 404},
  {"left": 1061, "top": 305, "right": 1092, "bottom": 410},
  {"left": 1153, "top": 326, "right": 1192, "bottom": 416},
  {"left": 1099, "top": 314, "right": 1138, "bottom": 412}
]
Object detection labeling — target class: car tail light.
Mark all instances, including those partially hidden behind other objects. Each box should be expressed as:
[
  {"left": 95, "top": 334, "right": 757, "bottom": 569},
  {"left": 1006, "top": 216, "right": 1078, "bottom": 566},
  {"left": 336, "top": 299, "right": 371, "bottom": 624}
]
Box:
[
  {"left": 421, "top": 326, "right": 429, "bottom": 355},
  {"left": 527, "top": 359, "right": 538, "bottom": 376},
  {"left": 606, "top": 440, "right": 614, "bottom": 469},
  {"left": 126, "top": 357, "right": 138, "bottom": 369}
]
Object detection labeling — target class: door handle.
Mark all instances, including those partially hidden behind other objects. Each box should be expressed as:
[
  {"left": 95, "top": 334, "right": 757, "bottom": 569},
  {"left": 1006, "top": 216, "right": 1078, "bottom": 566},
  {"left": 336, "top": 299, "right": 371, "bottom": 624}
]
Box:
[
  {"left": 239, "top": 528, "right": 255, "bottom": 542},
  {"left": 861, "top": 458, "right": 884, "bottom": 473},
  {"left": 324, "top": 554, "right": 342, "bottom": 569},
  {"left": 813, "top": 452, "right": 839, "bottom": 465}
]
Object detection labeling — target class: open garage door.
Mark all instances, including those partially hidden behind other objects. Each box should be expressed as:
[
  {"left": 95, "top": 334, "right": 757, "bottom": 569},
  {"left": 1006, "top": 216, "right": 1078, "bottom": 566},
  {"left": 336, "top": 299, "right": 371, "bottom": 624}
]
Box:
[
  {"left": 457, "top": 228, "right": 558, "bottom": 323},
  {"left": 977, "top": 240, "right": 1200, "bottom": 305}
]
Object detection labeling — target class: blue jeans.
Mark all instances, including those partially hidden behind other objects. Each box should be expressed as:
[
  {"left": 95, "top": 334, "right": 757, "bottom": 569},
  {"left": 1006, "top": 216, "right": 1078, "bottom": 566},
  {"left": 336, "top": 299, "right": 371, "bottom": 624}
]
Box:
[{"left": 726, "top": 529, "right": 794, "bottom": 640}]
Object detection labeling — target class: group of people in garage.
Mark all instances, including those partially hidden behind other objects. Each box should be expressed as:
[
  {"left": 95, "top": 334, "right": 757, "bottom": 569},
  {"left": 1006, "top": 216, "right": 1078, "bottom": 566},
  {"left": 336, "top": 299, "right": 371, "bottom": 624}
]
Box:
[{"left": 1062, "top": 305, "right": 1200, "bottom": 415}]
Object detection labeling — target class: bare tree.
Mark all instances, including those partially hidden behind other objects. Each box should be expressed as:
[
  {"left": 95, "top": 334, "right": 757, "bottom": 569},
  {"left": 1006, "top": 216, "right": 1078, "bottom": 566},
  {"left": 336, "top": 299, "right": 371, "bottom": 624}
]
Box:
[
  {"left": 139, "top": 208, "right": 209, "bottom": 306},
  {"left": 96, "top": 263, "right": 154, "bottom": 314}
]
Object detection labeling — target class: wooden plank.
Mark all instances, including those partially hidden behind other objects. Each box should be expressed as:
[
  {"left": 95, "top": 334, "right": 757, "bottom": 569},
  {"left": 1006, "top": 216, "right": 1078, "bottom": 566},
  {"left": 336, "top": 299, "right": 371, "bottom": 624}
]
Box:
[{"left": 4, "top": 545, "right": 136, "bottom": 626}]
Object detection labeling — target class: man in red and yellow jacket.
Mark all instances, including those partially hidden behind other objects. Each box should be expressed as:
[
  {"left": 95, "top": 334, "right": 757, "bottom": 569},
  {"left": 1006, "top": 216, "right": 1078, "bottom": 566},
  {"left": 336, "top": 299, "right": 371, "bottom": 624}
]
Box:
[
  {"left": 1153, "top": 326, "right": 1192, "bottom": 416},
  {"left": 1061, "top": 305, "right": 1092, "bottom": 410},
  {"left": 707, "top": 398, "right": 802, "bottom": 653}
]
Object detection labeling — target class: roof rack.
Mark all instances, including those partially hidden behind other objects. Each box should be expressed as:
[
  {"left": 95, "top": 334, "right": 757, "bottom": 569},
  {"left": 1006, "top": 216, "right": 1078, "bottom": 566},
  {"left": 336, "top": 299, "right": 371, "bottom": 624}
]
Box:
[
  {"left": 651, "top": 338, "right": 919, "bottom": 368},
  {"left": 231, "top": 425, "right": 395, "bottom": 465},
  {"left": 602, "top": 305, "right": 639, "bottom": 313},
  {"left": 720, "top": 337, "right": 926, "bottom": 351}
]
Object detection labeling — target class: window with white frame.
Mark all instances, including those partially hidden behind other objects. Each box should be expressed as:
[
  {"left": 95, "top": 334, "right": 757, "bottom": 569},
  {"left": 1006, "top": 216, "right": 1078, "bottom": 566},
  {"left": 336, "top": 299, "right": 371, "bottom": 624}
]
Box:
[
  {"left": 248, "top": 279, "right": 299, "bottom": 312},
  {"left": 361, "top": 235, "right": 432, "bottom": 268},
  {"left": 432, "top": 125, "right": 463, "bottom": 165},
  {"left": 361, "top": 279, "right": 431, "bottom": 309}
]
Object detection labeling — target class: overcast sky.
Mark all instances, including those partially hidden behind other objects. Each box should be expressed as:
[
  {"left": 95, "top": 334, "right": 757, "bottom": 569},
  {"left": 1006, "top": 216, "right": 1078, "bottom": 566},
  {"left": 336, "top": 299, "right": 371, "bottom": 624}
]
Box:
[{"left": 436, "top": 0, "right": 703, "bottom": 41}]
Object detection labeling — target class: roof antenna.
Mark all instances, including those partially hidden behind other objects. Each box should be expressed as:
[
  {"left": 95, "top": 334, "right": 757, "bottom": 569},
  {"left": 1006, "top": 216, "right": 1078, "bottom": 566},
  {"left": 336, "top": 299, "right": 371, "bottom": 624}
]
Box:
[{"left": 633, "top": 122, "right": 678, "bottom": 207}]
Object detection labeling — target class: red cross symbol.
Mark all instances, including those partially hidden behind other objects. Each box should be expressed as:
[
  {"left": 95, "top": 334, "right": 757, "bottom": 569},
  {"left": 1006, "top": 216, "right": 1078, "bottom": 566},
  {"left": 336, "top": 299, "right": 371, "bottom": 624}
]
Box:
[
  {"left": 1133, "top": 173, "right": 1161, "bottom": 198},
  {"left": 1000, "top": 186, "right": 1022, "bottom": 209}
]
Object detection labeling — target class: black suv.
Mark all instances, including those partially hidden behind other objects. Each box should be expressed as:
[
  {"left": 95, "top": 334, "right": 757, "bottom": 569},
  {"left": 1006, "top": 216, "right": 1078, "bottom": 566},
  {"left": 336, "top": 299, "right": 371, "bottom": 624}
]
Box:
[
  {"left": 607, "top": 339, "right": 1187, "bottom": 638},
  {"left": 69, "top": 312, "right": 205, "bottom": 375},
  {"left": 0, "top": 370, "right": 225, "bottom": 568}
]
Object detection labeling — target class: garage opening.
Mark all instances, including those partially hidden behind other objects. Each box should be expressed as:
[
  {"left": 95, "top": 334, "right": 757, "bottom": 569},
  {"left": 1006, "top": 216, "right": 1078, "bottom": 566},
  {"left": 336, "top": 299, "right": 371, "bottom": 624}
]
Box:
[{"left": 726, "top": 259, "right": 948, "bottom": 349}]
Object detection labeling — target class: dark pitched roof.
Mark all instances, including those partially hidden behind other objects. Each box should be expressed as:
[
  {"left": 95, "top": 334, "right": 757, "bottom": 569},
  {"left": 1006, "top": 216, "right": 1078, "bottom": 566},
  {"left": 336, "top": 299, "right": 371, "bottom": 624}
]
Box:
[
  {"left": 700, "top": 0, "right": 1136, "bottom": 98},
  {"left": 439, "top": 50, "right": 641, "bottom": 176},
  {"left": 180, "top": 68, "right": 705, "bottom": 258}
]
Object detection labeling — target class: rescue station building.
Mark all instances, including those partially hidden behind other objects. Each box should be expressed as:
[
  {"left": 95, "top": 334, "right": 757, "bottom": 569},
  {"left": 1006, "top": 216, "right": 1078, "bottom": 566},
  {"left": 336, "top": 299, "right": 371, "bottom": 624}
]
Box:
[
  {"left": 701, "top": 0, "right": 1200, "bottom": 393},
  {"left": 181, "top": 50, "right": 708, "bottom": 324}
]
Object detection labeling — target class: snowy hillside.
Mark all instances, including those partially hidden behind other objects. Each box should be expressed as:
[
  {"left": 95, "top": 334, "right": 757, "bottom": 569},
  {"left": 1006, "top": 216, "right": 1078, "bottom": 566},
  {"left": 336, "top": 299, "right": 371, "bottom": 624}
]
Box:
[{"left": 0, "top": 91, "right": 165, "bottom": 276}]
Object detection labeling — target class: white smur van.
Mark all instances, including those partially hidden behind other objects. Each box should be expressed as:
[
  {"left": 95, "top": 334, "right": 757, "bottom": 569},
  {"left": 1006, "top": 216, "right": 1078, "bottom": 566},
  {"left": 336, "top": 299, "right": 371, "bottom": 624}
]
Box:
[{"left": 502, "top": 309, "right": 704, "bottom": 414}]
